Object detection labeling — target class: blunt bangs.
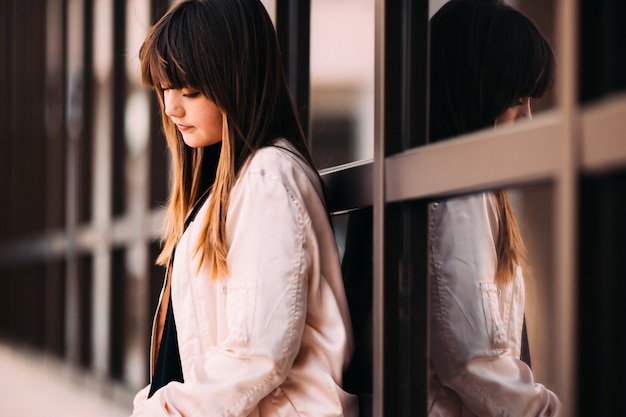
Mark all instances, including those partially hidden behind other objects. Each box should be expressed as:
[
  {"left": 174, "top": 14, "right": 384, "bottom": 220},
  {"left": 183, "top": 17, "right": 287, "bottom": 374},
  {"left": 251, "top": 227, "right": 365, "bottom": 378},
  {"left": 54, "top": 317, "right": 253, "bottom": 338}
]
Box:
[{"left": 140, "top": 2, "right": 210, "bottom": 95}]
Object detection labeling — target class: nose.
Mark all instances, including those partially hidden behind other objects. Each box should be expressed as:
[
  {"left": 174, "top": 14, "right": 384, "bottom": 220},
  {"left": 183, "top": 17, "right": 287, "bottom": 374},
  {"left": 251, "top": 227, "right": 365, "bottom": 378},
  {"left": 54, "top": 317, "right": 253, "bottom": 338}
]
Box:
[{"left": 163, "top": 90, "right": 183, "bottom": 118}]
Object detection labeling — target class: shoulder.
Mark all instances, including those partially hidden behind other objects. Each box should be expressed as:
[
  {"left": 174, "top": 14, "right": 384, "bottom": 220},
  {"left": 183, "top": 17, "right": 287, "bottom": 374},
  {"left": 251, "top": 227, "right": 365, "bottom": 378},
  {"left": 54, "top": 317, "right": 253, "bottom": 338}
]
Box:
[
  {"left": 430, "top": 192, "right": 498, "bottom": 243},
  {"left": 245, "top": 140, "right": 310, "bottom": 174},
  {"left": 225, "top": 142, "right": 325, "bottom": 235},
  {"left": 238, "top": 139, "right": 322, "bottom": 199}
]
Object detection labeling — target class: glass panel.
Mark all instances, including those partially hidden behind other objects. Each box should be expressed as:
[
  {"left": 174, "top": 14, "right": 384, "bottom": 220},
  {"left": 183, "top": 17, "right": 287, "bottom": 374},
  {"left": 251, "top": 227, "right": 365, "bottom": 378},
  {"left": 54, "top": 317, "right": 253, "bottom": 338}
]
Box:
[
  {"left": 44, "top": 258, "right": 66, "bottom": 357},
  {"left": 510, "top": 185, "right": 555, "bottom": 384},
  {"left": 426, "top": 184, "right": 561, "bottom": 413},
  {"left": 125, "top": 241, "right": 149, "bottom": 388},
  {"left": 428, "top": 0, "right": 557, "bottom": 143},
  {"left": 109, "top": 247, "right": 126, "bottom": 381},
  {"left": 310, "top": 0, "right": 375, "bottom": 169},
  {"left": 77, "top": 253, "right": 94, "bottom": 368},
  {"left": 579, "top": 0, "right": 626, "bottom": 103},
  {"left": 578, "top": 170, "right": 626, "bottom": 415},
  {"left": 108, "top": 244, "right": 150, "bottom": 385}
]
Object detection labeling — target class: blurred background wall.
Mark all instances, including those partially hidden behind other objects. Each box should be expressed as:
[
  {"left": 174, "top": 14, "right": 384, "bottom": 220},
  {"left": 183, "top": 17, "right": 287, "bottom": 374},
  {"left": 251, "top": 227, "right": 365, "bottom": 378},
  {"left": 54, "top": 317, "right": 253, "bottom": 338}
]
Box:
[{"left": 0, "top": 0, "right": 171, "bottom": 410}]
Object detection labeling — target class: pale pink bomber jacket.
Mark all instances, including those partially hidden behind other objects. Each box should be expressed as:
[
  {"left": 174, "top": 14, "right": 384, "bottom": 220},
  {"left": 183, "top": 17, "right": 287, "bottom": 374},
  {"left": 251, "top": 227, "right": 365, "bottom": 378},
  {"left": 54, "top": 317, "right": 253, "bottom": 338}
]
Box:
[
  {"left": 131, "top": 140, "right": 358, "bottom": 417},
  {"left": 428, "top": 193, "right": 561, "bottom": 416}
]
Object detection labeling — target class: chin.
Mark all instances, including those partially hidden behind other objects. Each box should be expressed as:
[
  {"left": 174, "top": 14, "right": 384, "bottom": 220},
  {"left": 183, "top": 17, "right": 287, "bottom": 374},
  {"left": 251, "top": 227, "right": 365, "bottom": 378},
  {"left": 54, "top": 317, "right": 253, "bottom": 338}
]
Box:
[{"left": 182, "top": 137, "right": 205, "bottom": 148}]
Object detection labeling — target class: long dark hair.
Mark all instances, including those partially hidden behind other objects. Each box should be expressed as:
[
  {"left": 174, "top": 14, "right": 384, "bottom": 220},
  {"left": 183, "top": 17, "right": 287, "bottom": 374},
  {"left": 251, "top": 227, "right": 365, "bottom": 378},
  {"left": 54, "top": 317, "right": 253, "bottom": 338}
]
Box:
[
  {"left": 140, "top": 0, "right": 314, "bottom": 276},
  {"left": 429, "top": 0, "right": 556, "bottom": 284}
]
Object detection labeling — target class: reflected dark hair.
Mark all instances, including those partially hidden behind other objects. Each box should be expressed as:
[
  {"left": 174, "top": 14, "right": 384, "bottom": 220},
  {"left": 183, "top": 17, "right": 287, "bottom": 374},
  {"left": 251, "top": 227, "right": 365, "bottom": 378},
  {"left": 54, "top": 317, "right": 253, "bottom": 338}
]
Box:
[
  {"left": 140, "top": 0, "right": 313, "bottom": 276},
  {"left": 429, "top": 0, "right": 555, "bottom": 285},
  {"left": 429, "top": 0, "right": 556, "bottom": 142}
]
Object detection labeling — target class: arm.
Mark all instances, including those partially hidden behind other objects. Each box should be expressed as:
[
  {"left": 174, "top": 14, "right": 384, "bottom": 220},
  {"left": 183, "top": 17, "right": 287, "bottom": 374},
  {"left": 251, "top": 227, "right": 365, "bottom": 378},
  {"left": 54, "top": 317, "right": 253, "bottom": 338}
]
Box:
[
  {"left": 132, "top": 167, "right": 311, "bottom": 417},
  {"left": 428, "top": 193, "right": 560, "bottom": 416}
]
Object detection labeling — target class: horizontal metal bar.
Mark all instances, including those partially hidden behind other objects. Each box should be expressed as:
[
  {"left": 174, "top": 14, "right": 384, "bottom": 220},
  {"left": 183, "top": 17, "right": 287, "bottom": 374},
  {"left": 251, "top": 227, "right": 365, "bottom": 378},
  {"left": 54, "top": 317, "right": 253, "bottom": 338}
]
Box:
[
  {"left": 0, "top": 210, "right": 165, "bottom": 267},
  {"left": 385, "top": 112, "right": 563, "bottom": 202}
]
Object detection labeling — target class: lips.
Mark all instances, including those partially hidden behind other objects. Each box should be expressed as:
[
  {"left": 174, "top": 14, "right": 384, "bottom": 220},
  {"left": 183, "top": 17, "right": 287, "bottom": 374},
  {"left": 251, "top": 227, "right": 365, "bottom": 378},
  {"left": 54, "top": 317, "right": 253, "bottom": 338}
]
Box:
[{"left": 176, "top": 124, "right": 193, "bottom": 132}]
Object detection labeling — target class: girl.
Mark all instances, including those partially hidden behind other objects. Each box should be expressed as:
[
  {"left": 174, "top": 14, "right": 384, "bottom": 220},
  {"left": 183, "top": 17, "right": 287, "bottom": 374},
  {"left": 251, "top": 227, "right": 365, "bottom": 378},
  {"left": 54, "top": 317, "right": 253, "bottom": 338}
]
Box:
[
  {"left": 131, "top": 0, "right": 357, "bottom": 415},
  {"left": 427, "top": 0, "right": 561, "bottom": 415}
]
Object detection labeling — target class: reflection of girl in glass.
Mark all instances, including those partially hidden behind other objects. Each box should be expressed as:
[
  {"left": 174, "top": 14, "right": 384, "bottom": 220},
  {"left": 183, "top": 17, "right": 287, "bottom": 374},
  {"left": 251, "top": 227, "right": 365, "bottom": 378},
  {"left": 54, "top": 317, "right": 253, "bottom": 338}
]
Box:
[
  {"left": 428, "top": 0, "right": 561, "bottom": 415},
  {"left": 130, "top": 0, "right": 357, "bottom": 415}
]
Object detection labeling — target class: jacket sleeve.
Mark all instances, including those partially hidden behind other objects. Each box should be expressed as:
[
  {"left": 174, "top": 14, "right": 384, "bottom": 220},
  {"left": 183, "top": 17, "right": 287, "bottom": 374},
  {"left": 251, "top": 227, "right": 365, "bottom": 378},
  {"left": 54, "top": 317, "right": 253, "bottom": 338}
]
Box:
[
  {"left": 428, "top": 193, "right": 561, "bottom": 417},
  {"left": 131, "top": 168, "right": 312, "bottom": 417}
]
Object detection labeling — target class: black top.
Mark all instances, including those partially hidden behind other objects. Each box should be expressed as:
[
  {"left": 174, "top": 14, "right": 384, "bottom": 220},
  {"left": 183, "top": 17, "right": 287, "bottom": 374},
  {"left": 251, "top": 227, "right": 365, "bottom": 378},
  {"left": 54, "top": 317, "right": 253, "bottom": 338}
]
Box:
[
  {"left": 148, "top": 297, "right": 184, "bottom": 397},
  {"left": 148, "top": 186, "right": 213, "bottom": 398}
]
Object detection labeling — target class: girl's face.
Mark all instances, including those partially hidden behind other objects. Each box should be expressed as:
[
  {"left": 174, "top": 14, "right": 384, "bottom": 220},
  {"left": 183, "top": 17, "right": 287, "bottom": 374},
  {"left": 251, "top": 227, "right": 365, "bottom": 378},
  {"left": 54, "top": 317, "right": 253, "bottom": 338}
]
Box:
[
  {"left": 163, "top": 87, "right": 223, "bottom": 148},
  {"left": 495, "top": 97, "right": 532, "bottom": 126}
]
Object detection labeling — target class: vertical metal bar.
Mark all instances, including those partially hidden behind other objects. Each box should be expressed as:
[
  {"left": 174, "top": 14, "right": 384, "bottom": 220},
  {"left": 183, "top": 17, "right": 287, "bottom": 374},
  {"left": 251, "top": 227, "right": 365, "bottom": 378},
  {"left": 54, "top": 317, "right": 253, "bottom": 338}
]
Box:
[
  {"left": 111, "top": 0, "right": 127, "bottom": 217},
  {"left": 398, "top": 3, "right": 429, "bottom": 415},
  {"left": 46, "top": 0, "right": 67, "bottom": 231},
  {"left": 400, "top": 1, "right": 429, "bottom": 149},
  {"left": 396, "top": 200, "right": 429, "bottom": 417},
  {"left": 0, "top": 0, "right": 11, "bottom": 241},
  {"left": 553, "top": 0, "right": 579, "bottom": 414},
  {"left": 274, "top": 0, "right": 311, "bottom": 138},
  {"left": 402, "top": 3, "right": 429, "bottom": 416},
  {"left": 91, "top": 0, "right": 114, "bottom": 380},
  {"left": 377, "top": 0, "right": 430, "bottom": 415},
  {"left": 65, "top": 0, "right": 84, "bottom": 365},
  {"left": 79, "top": 0, "right": 94, "bottom": 224},
  {"left": 372, "top": 0, "right": 385, "bottom": 414}
]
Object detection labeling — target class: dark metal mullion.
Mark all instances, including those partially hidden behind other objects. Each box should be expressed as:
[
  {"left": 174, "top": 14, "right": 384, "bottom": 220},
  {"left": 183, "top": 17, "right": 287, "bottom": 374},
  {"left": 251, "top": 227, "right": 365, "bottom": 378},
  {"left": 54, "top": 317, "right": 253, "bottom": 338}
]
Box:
[
  {"left": 108, "top": 0, "right": 127, "bottom": 379},
  {"left": 382, "top": 0, "right": 429, "bottom": 416},
  {"left": 275, "top": 0, "right": 311, "bottom": 139},
  {"left": 400, "top": 1, "right": 429, "bottom": 150},
  {"left": 79, "top": 0, "right": 94, "bottom": 224},
  {"left": 111, "top": 0, "right": 127, "bottom": 217},
  {"left": 149, "top": 0, "right": 171, "bottom": 209}
]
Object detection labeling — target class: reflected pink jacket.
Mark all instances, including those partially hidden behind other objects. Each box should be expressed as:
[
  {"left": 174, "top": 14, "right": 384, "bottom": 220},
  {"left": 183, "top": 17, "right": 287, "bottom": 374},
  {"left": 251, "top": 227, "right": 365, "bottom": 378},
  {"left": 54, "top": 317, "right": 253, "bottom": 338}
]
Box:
[
  {"left": 427, "top": 193, "right": 561, "bottom": 416},
  {"left": 131, "top": 140, "right": 358, "bottom": 417}
]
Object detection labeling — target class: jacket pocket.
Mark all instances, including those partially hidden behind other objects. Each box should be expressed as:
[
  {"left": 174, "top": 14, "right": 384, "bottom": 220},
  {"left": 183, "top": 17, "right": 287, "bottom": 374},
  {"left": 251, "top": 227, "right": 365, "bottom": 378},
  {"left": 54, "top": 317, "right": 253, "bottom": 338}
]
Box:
[
  {"left": 224, "top": 280, "right": 257, "bottom": 349},
  {"left": 479, "top": 282, "right": 508, "bottom": 352}
]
